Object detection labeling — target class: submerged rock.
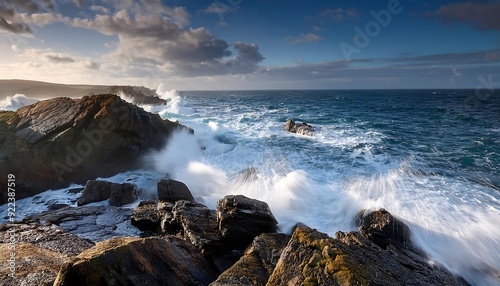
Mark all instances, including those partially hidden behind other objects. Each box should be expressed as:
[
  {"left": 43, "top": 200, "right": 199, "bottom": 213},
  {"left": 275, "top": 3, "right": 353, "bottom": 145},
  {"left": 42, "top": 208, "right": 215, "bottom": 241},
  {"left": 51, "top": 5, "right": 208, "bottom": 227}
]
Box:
[
  {"left": 53, "top": 236, "right": 218, "bottom": 286},
  {"left": 217, "top": 195, "right": 278, "bottom": 249},
  {"left": 283, "top": 118, "right": 314, "bottom": 136},
  {"left": 0, "top": 223, "right": 93, "bottom": 286},
  {"left": 0, "top": 94, "right": 191, "bottom": 203}
]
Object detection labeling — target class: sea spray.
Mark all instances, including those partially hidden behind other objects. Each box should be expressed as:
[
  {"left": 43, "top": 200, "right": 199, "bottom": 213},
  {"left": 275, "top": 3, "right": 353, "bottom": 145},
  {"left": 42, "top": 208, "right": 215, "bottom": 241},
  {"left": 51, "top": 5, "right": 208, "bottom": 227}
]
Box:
[
  {"left": 0, "top": 94, "right": 38, "bottom": 111},
  {"left": 343, "top": 158, "right": 500, "bottom": 285}
]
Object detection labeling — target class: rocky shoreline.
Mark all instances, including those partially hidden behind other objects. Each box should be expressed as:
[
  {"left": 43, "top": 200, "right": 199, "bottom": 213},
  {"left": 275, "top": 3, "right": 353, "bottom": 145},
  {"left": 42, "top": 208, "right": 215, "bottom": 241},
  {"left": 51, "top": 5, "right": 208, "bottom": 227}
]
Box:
[
  {"left": 1, "top": 178, "right": 469, "bottom": 285},
  {"left": 1, "top": 94, "right": 471, "bottom": 285}
]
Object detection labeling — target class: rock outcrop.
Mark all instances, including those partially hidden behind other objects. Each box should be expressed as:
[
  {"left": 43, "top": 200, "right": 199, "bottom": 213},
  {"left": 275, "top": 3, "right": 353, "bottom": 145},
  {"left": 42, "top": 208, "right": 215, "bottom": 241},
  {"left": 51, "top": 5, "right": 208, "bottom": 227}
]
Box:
[
  {"left": 53, "top": 236, "right": 218, "bottom": 286},
  {"left": 356, "top": 208, "right": 411, "bottom": 248},
  {"left": 210, "top": 233, "right": 290, "bottom": 286},
  {"left": 157, "top": 179, "right": 195, "bottom": 202},
  {"left": 283, "top": 119, "right": 314, "bottom": 136},
  {"left": 267, "top": 211, "right": 469, "bottom": 286},
  {"left": 77, "top": 180, "right": 138, "bottom": 207},
  {"left": 0, "top": 223, "right": 93, "bottom": 286},
  {"left": 110, "top": 85, "right": 167, "bottom": 105},
  {"left": 217, "top": 195, "right": 278, "bottom": 249},
  {"left": 0, "top": 94, "right": 190, "bottom": 203}
]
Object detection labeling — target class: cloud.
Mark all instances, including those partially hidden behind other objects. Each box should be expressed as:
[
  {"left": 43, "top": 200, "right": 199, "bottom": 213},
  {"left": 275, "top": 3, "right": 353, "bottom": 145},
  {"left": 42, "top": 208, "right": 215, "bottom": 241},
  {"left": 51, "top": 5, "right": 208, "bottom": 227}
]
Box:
[
  {"left": 204, "top": 3, "right": 235, "bottom": 15},
  {"left": 433, "top": 2, "right": 500, "bottom": 31},
  {"left": 90, "top": 5, "right": 110, "bottom": 14},
  {"left": 0, "top": 0, "right": 79, "bottom": 33},
  {"left": 285, "top": 33, "right": 323, "bottom": 45},
  {"left": 0, "top": 0, "right": 56, "bottom": 34},
  {"left": 452, "top": 68, "right": 462, "bottom": 77},
  {"left": 320, "top": 7, "right": 357, "bottom": 21},
  {"left": 46, "top": 53, "right": 76, "bottom": 63},
  {"left": 14, "top": 12, "right": 68, "bottom": 27},
  {"left": 388, "top": 49, "right": 500, "bottom": 66},
  {"left": 71, "top": 4, "right": 264, "bottom": 76},
  {"left": 83, "top": 60, "right": 99, "bottom": 70}
]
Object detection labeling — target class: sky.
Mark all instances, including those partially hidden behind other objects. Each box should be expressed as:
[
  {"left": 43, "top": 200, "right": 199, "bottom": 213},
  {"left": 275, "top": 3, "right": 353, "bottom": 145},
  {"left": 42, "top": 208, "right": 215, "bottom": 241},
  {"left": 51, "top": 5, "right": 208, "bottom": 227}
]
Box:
[{"left": 0, "top": 0, "right": 499, "bottom": 90}]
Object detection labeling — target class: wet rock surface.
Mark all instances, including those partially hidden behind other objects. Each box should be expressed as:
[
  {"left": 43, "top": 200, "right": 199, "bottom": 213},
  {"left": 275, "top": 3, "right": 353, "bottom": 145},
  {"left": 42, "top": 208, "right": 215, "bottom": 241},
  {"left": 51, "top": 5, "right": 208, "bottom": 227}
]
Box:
[
  {"left": 23, "top": 205, "right": 135, "bottom": 242},
  {"left": 283, "top": 118, "right": 314, "bottom": 136},
  {"left": 77, "top": 180, "right": 138, "bottom": 207}
]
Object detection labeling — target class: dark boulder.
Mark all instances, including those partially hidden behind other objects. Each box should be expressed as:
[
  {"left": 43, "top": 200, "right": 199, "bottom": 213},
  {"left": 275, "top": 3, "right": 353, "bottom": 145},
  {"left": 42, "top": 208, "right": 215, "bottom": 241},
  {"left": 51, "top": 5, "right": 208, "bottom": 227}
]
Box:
[
  {"left": 0, "top": 94, "right": 191, "bottom": 203},
  {"left": 283, "top": 118, "right": 314, "bottom": 136},
  {"left": 210, "top": 233, "right": 290, "bottom": 286},
  {"left": 356, "top": 208, "right": 412, "bottom": 248},
  {"left": 217, "top": 195, "right": 278, "bottom": 249},
  {"left": 53, "top": 236, "right": 218, "bottom": 286},
  {"left": 77, "top": 180, "right": 138, "bottom": 207},
  {"left": 157, "top": 179, "right": 195, "bottom": 202}
]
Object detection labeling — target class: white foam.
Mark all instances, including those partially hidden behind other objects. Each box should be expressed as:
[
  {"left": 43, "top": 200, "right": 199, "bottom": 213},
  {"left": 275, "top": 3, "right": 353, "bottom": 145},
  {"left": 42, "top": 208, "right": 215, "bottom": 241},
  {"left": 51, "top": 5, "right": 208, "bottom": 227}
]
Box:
[
  {"left": 0, "top": 94, "right": 38, "bottom": 111},
  {"left": 156, "top": 84, "right": 195, "bottom": 115}
]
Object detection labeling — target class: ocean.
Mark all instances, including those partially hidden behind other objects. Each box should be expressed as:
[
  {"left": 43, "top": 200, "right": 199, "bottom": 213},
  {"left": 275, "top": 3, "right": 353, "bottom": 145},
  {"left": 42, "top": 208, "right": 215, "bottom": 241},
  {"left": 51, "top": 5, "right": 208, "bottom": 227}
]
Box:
[{"left": 2, "top": 88, "right": 499, "bottom": 285}]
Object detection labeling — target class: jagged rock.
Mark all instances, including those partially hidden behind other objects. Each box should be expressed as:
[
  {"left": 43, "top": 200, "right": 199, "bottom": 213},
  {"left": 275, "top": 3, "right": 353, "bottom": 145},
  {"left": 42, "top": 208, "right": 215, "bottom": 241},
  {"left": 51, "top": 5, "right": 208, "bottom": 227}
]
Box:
[
  {"left": 158, "top": 179, "right": 195, "bottom": 202},
  {"left": 130, "top": 201, "right": 159, "bottom": 232},
  {"left": 0, "top": 94, "right": 192, "bottom": 204},
  {"left": 356, "top": 208, "right": 411, "bottom": 248},
  {"left": 0, "top": 223, "right": 93, "bottom": 286},
  {"left": 210, "top": 233, "right": 290, "bottom": 286},
  {"left": 283, "top": 119, "right": 314, "bottom": 136},
  {"left": 267, "top": 226, "right": 469, "bottom": 286},
  {"left": 172, "top": 200, "right": 223, "bottom": 253},
  {"left": 53, "top": 236, "right": 218, "bottom": 286},
  {"left": 157, "top": 200, "right": 177, "bottom": 234},
  {"left": 110, "top": 86, "right": 167, "bottom": 105},
  {"left": 217, "top": 195, "right": 278, "bottom": 249},
  {"left": 77, "top": 180, "right": 138, "bottom": 206}
]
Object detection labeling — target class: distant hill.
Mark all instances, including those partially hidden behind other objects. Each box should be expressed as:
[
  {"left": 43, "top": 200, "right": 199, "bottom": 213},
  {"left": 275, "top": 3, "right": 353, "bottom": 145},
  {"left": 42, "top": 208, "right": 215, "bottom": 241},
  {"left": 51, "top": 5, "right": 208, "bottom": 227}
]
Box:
[{"left": 0, "top": 80, "right": 156, "bottom": 100}]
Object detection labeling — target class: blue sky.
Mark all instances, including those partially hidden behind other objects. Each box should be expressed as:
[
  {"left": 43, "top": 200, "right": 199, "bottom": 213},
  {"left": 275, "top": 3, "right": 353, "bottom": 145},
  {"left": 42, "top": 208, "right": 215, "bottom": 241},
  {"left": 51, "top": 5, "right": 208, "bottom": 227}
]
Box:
[{"left": 0, "top": 0, "right": 499, "bottom": 89}]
